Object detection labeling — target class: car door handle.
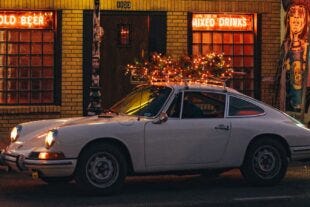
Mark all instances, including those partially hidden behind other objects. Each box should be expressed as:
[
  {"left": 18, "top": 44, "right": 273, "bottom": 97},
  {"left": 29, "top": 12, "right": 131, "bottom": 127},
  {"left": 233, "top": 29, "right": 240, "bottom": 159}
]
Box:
[{"left": 214, "top": 124, "right": 230, "bottom": 131}]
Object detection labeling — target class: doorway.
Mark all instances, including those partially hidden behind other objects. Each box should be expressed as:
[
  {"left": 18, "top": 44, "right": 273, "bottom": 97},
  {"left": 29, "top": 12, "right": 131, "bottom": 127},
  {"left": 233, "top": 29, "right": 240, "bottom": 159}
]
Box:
[{"left": 83, "top": 11, "right": 166, "bottom": 114}]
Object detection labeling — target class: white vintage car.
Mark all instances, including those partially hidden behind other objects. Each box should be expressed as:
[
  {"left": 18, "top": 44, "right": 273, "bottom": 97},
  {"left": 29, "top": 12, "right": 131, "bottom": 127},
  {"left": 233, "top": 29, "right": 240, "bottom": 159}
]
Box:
[{"left": 1, "top": 82, "right": 310, "bottom": 194}]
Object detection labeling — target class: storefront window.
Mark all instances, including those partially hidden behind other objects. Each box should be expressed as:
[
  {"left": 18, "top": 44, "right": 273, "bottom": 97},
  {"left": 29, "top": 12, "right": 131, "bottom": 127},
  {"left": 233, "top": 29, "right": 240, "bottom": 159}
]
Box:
[
  {"left": 0, "top": 11, "right": 57, "bottom": 105},
  {"left": 191, "top": 13, "right": 257, "bottom": 97}
]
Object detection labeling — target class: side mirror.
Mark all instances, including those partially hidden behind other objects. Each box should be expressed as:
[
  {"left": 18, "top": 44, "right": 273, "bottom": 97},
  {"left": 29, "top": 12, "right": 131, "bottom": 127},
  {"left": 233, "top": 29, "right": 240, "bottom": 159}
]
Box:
[{"left": 153, "top": 112, "right": 168, "bottom": 124}]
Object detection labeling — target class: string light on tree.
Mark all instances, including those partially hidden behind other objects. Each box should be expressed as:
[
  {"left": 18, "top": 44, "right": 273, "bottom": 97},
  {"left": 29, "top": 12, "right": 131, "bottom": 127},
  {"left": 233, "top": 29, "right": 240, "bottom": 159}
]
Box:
[{"left": 126, "top": 52, "right": 234, "bottom": 84}]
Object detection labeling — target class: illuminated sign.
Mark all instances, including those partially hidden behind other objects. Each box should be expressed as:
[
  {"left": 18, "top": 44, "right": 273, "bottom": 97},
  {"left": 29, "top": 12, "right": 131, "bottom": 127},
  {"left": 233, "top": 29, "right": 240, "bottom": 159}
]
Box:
[
  {"left": 192, "top": 13, "right": 253, "bottom": 31},
  {"left": 0, "top": 11, "right": 55, "bottom": 29}
]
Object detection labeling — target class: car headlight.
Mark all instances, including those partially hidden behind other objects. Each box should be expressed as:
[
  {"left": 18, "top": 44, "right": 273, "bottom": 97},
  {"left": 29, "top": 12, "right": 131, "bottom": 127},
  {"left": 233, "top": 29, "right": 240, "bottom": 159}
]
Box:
[
  {"left": 10, "top": 125, "right": 22, "bottom": 142},
  {"left": 45, "top": 129, "right": 58, "bottom": 149}
]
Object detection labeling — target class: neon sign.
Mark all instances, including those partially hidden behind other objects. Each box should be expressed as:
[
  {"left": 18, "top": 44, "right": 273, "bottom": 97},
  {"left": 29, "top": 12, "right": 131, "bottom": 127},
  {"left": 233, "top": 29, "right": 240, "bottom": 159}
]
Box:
[
  {"left": 0, "top": 11, "right": 55, "bottom": 29},
  {"left": 192, "top": 14, "right": 253, "bottom": 31}
]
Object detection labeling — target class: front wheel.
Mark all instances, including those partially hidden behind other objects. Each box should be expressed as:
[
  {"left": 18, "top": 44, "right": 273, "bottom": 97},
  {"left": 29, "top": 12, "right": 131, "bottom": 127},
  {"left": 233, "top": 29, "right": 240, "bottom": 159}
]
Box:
[
  {"left": 75, "top": 143, "right": 127, "bottom": 194},
  {"left": 240, "top": 139, "right": 288, "bottom": 186}
]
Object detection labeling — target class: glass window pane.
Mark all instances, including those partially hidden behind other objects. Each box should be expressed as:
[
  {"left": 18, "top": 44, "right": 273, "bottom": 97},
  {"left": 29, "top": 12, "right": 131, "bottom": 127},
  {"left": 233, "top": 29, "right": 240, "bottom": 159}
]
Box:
[
  {"left": 31, "top": 68, "right": 41, "bottom": 78},
  {"left": 213, "top": 44, "right": 222, "bottom": 53},
  {"left": 43, "top": 31, "right": 54, "bottom": 42},
  {"left": 31, "top": 44, "right": 42, "bottom": 54},
  {"left": 0, "top": 92, "right": 5, "bottom": 104},
  {"left": 229, "top": 96, "right": 264, "bottom": 116},
  {"left": 0, "top": 67, "right": 5, "bottom": 78},
  {"left": 0, "top": 55, "right": 6, "bottom": 66},
  {"left": 43, "top": 79, "right": 53, "bottom": 90},
  {"left": 19, "top": 68, "right": 30, "bottom": 78},
  {"left": 7, "top": 56, "right": 18, "bottom": 66},
  {"left": 7, "top": 43, "right": 18, "bottom": 54},
  {"left": 7, "top": 92, "right": 18, "bottom": 104},
  {"left": 192, "top": 45, "right": 200, "bottom": 56},
  {"left": 0, "top": 43, "right": 6, "bottom": 54},
  {"left": 20, "top": 43, "right": 30, "bottom": 54},
  {"left": 20, "top": 31, "right": 31, "bottom": 42},
  {"left": 223, "top": 33, "right": 233, "bottom": 44},
  {"left": 223, "top": 45, "right": 233, "bottom": 55},
  {"left": 7, "top": 68, "right": 17, "bottom": 78},
  {"left": 234, "top": 45, "right": 243, "bottom": 55},
  {"left": 213, "top": 32, "right": 222, "bottom": 44},
  {"left": 31, "top": 56, "right": 42, "bottom": 66},
  {"left": 43, "top": 55, "right": 53, "bottom": 66},
  {"left": 31, "top": 92, "right": 41, "bottom": 103},
  {"left": 0, "top": 30, "right": 6, "bottom": 42},
  {"left": 31, "top": 80, "right": 41, "bottom": 90},
  {"left": 233, "top": 33, "right": 243, "bottom": 44},
  {"left": 43, "top": 44, "right": 53, "bottom": 54},
  {"left": 20, "top": 80, "right": 30, "bottom": 90},
  {"left": 0, "top": 79, "right": 5, "bottom": 90},
  {"left": 244, "top": 45, "right": 253, "bottom": 55},
  {"left": 7, "top": 31, "right": 19, "bottom": 42},
  {"left": 42, "top": 91, "right": 53, "bottom": 103},
  {"left": 7, "top": 79, "right": 17, "bottom": 90},
  {"left": 19, "top": 92, "right": 30, "bottom": 104},
  {"left": 233, "top": 57, "right": 243, "bottom": 67},
  {"left": 192, "top": 32, "right": 201, "bottom": 43},
  {"left": 244, "top": 33, "right": 254, "bottom": 43},
  {"left": 182, "top": 92, "right": 226, "bottom": 119},
  {"left": 42, "top": 68, "right": 53, "bottom": 78},
  {"left": 244, "top": 57, "right": 254, "bottom": 67},
  {"left": 32, "top": 31, "right": 42, "bottom": 42},
  {"left": 202, "top": 33, "right": 212, "bottom": 43},
  {"left": 20, "top": 56, "right": 30, "bottom": 66},
  {"left": 202, "top": 44, "right": 212, "bottom": 54}
]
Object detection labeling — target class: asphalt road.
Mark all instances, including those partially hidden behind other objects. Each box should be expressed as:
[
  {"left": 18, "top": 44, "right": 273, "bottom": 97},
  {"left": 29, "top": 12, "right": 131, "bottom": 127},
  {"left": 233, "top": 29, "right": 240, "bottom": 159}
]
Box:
[{"left": 1, "top": 166, "right": 310, "bottom": 207}]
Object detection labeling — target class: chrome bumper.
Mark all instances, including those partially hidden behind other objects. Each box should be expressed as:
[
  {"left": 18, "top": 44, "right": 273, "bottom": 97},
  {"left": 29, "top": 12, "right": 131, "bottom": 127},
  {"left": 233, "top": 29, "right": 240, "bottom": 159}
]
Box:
[
  {"left": 291, "top": 146, "right": 310, "bottom": 162},
  {"left": 0, "top": 151, "right": 77, "bottom": 177}
]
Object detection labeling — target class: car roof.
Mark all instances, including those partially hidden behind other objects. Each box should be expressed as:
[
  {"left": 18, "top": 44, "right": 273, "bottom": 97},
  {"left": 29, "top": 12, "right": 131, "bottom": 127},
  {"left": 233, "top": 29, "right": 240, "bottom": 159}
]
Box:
[{"left": 151, "top": 82, "right": 242, "bottom": 95}]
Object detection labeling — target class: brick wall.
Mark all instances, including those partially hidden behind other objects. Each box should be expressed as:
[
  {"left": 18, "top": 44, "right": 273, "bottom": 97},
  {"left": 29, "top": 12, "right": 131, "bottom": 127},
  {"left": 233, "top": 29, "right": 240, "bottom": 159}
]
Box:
[
  {"left": 0, "top": 0, "right": 281, "bottom": 139},
  {"left": 61, "top": 10, "right": 84, "bottom": 117}
]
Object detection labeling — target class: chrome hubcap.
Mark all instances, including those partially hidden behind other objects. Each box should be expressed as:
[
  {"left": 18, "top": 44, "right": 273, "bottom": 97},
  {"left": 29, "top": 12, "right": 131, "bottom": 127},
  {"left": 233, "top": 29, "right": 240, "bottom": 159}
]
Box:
[
  {"left": 86, "top": 152, "right": 119, "bottom": 188},
  {"left": 252, "top": 145, "right": 281, "bottom": 179}
]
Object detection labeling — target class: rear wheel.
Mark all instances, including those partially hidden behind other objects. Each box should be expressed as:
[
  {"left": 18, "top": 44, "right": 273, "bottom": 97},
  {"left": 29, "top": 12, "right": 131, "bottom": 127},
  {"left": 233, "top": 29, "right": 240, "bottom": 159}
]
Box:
[
  {"left": 241, "top": 139, "right": 288, "bottom": 186},
  {"left": 75, "top": 143, "right": 127, "bottom": 194}
]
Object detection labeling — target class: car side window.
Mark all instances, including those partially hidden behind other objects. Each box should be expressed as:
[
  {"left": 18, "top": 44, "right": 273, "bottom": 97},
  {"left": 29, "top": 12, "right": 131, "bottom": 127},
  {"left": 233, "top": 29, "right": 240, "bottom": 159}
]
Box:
[
  {"left": 229, "top": 96, "right": 264, "bottom": 116},
  {"left": 167, "top": 93, "right": 182, "bottom": 118},
  {"left": 182, "top": 92, "right": 226, "bottom": 119}
]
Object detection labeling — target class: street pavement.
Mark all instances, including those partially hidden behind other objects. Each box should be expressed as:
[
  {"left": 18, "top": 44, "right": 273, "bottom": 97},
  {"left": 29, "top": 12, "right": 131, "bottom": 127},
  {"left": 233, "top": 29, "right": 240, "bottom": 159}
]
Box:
[{"left": 1, "top": 166, "right": 310, "bottom": 207}]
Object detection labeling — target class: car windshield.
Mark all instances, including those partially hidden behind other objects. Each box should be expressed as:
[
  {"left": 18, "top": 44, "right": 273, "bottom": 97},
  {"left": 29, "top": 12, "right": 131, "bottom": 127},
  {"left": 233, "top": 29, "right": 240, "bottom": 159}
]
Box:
[{"left": 110, "top": 85, "right": 172, "bottom": 117}]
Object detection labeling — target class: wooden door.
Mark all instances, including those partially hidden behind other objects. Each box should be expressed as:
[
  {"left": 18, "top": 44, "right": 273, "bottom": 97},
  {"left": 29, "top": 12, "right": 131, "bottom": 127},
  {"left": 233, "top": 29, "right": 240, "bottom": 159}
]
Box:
[{"left": 101, "top": 13, "right": 149, "bottom": 109}]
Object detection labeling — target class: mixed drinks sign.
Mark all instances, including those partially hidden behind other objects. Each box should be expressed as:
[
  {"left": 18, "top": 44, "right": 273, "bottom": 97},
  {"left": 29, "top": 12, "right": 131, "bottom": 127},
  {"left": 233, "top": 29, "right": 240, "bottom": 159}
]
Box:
[{"left": 192, "top": 13, "right": 253, "bottom": 31}]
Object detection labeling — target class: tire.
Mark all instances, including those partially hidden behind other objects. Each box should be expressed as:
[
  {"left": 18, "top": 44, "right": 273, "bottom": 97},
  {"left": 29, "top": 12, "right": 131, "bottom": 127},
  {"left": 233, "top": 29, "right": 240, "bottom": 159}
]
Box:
[
  {"left": 41, "top": 176, "right": 73, "bottom": 184},
  {"left": 241, "top": 139, "right": 288, "bottom": 186},
  {"left": 75, "top": 143, "right": 127, "bottom": 194}
]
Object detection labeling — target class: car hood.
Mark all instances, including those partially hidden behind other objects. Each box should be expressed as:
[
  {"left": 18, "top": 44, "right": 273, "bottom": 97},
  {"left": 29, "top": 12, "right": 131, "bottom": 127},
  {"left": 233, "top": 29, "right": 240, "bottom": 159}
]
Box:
[{"left": 16, "top": 114, "right": 140, "bottom": 144}]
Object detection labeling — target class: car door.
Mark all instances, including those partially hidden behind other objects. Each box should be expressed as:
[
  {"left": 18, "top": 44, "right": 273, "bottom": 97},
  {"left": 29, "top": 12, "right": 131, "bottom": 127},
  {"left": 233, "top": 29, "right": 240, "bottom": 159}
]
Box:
[{"left": 144, "top": 90, "right": 231, "bottom": 169}]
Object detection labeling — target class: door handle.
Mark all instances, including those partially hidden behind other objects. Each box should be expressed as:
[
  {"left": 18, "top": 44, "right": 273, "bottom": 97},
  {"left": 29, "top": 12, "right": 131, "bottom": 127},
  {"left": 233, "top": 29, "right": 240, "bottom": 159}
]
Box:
[{"left": 214, "top": 124, "right": 230, "bottom": 131}]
